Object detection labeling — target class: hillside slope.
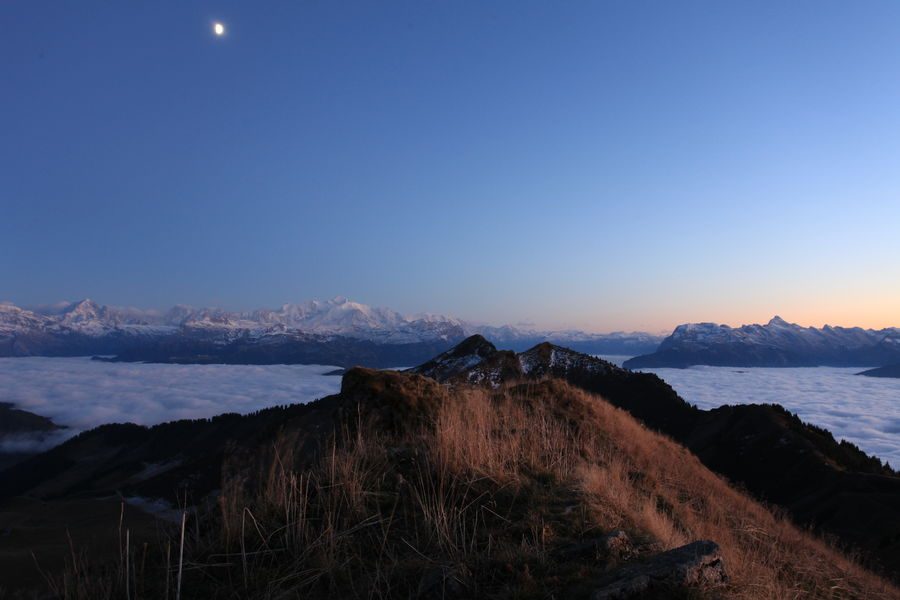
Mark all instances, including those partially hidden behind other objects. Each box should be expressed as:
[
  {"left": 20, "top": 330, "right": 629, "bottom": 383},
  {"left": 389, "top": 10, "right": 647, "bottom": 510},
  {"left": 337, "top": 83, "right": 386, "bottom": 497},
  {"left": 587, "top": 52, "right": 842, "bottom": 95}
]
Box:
[
  {"left": 0, "top": 367, "right": 897, "bottom": 598},
  {"left": 0, "top": 403, "right": 65, "bottom": 470},
  {"left": 412, "top": 336, "right": 900, "bottom": 576}
]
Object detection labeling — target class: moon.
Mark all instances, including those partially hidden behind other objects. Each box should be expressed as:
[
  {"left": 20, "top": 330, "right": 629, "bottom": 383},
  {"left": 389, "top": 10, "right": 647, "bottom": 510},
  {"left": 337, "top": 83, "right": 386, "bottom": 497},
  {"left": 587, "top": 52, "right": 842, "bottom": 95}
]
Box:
[{"left": 213, "top": 22, "right": 225, "bottom": 36}]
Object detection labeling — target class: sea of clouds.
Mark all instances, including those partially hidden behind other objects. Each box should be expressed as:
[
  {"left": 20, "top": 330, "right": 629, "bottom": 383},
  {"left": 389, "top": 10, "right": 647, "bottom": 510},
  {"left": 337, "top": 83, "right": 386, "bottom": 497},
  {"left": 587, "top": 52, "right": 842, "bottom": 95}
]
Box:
[
  {"left": 0, "top": 357, "right": 342, "bottom": 450},
  {"left": 639, "top": 364, "right": 900, "bottom": 469},
  {"left": 2, "top": 357, "right": 898, "bottom": 469}
]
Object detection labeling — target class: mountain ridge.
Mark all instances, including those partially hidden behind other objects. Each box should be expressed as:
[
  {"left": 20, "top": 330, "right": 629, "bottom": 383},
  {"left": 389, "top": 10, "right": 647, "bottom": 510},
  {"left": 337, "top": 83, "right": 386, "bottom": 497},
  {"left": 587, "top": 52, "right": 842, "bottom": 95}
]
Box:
[
  {"left": 0, "top": 298, "right": 662, "bottom": 362},
  {"left": 625, "top": 315, "right": 900, "bottom": 369}
]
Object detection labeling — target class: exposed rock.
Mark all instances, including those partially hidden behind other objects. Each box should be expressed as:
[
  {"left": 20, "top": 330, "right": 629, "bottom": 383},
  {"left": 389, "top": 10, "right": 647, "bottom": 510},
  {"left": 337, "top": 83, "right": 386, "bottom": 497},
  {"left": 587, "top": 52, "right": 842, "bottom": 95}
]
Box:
[
  {"left": 411, "top": 334, "right": 499, "bottom": 382},
  {"left": 591, "top": 540, "right": 726, "bottom": 599}
]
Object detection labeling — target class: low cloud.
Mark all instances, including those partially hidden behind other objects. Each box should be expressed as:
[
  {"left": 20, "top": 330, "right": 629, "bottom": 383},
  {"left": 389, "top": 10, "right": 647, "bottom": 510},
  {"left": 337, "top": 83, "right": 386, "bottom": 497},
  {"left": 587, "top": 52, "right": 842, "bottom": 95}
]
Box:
[
  {"left": 0, "top": 430, "right": 75, "bottom": 454},
  {"left": 0, "top": 358, "right": 342, "bottom": 445},
  {"left": 3, "top": 357, "right": 897, "bottom": 470}
]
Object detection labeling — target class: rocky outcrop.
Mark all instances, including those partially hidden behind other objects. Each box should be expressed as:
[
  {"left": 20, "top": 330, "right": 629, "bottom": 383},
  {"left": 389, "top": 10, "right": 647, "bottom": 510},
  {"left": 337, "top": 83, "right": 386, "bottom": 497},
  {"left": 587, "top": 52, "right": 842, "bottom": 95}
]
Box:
[
  {"left": 411, "top": 334, "right": 501, "bottom": 382},
  {"left": 591, "top": 540, "right": 726, "bottom": 599}
]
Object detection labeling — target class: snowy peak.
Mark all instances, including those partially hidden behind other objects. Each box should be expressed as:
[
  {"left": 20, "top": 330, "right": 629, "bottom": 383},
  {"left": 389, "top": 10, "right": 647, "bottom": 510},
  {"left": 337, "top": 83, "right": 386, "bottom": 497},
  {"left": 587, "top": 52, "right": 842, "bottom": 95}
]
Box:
[
  {"left": 0, "top": 303, "right": 53, "bottom": 334},
  {"left": 0, "top": 297, "right": 467, "bottom": 347},
  {"left": 663, "top": 316, "right": 888, "bottom": 350},
  {"left": 1, "top": 296, "right": 659, "bottom": 357},
  {"left": 767, "top": 315, "right": 790, "bottom": 327},
  {"left": 626, "top": 316, "right": 900, "bottom": 368},
  {"left": 247, "top": 297, "right": 461, "bottom": 343},
  {"left": 59, "top": 299, "right": 103, "bottom": 325}
]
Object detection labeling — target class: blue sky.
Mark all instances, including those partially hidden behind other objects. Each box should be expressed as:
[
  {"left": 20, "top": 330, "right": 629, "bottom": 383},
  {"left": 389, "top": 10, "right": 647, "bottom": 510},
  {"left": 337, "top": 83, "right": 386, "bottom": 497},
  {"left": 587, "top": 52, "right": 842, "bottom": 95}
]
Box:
[{"left": 2, "top": 1, "right": 899, "bottom": 332}]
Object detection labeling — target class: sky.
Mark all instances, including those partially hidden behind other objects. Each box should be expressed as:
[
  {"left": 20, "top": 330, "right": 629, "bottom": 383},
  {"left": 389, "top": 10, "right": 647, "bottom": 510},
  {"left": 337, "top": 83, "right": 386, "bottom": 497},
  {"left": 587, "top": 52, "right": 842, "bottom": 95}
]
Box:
[{"left": 2, "top": 1, "right": 900, "bottom": 332}]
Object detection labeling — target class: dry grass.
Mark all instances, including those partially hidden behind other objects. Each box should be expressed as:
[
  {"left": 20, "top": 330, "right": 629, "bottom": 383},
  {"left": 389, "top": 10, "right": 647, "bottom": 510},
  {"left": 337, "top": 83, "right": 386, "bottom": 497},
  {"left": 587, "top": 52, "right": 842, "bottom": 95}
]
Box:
[
  {"left": 430, "top": 380, "right": 895, "bottom": 598},
  {"left": 39, "top": 377, "right": 898, "bottom": 599}
]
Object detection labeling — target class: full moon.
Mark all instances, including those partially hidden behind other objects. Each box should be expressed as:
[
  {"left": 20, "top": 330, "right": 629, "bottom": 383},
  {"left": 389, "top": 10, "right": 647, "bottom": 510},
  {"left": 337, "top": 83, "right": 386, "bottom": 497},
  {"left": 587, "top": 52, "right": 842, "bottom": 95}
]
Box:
[{"left": 213, "top": 22, "right": 225, "bottom": 36}]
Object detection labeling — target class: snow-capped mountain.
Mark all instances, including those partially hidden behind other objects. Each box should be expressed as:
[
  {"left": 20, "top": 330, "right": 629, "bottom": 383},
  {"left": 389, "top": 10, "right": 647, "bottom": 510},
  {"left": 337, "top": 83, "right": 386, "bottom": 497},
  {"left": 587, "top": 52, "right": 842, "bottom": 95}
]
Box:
[
  {"left": 624, "top": 316, "right": 900, "bottom": 369},
  {"left": 8, "top": 298, "right": 463, "bottom": 343},
  {"left": 1, "top": 297, "right": 661, "bottom": 363},
  {"left": 244, "top": 298, "right": 465, "bottom": 344}
]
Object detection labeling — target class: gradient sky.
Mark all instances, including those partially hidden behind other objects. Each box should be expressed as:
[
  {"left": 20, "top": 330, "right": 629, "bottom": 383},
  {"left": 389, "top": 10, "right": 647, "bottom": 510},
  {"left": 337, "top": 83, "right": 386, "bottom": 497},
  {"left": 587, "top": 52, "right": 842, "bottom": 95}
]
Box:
[{"left": 3, "top": 1, "right": 900, "bottom": 332}]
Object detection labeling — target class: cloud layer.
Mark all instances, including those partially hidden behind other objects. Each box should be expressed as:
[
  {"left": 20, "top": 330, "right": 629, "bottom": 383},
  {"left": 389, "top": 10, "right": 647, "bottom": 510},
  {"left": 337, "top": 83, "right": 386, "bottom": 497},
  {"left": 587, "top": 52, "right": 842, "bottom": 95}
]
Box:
[
  {"left": 0, "top": 358, "right": 342, "bottom": 439},
  {"left": 2, "top": 357, "right": 898, "bottom": 469}
]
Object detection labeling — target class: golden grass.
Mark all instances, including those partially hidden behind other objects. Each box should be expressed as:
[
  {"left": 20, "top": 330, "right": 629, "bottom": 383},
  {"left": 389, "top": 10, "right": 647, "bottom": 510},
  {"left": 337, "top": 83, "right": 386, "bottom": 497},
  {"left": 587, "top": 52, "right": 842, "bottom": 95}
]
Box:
[
  {"left": 43, "top": 376, "right": 899, "bottom": 599},
  {"left": 429, "top": 380, "right": 895, "bottom": 598}
]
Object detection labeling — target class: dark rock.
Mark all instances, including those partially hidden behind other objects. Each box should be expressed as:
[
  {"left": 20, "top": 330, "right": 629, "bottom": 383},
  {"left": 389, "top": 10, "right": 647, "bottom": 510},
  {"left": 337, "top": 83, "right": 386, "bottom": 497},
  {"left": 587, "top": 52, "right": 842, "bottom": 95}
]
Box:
[{"left": 591, "top": 540, "right": 726, "bottom": 599}]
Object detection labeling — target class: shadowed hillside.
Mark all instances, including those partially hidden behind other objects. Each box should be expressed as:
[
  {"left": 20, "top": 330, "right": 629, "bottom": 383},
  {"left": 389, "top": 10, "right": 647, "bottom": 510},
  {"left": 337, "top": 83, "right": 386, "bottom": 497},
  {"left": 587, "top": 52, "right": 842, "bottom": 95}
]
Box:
[{"left": 0, "top": 403, "right": 65, "bottom": 470}]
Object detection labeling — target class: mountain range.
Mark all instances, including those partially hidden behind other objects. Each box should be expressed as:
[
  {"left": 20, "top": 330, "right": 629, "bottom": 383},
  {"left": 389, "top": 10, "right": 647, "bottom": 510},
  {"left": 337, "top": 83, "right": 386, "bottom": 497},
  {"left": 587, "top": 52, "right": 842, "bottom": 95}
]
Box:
[
  {"left": 0, "top": 297, "right": 663, "bottom": 366},
  {"left": 625, "top": 316, "right": 900, "bottom": 369},
  {"left": 6, "top": 301, "right": 900, "bottom": 370}
]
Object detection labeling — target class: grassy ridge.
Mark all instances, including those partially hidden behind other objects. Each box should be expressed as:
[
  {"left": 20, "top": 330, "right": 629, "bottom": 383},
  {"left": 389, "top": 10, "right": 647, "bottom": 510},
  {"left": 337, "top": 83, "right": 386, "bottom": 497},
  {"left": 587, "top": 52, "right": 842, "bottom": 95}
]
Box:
[{"left": 31, "top": 370, "right": 897, "bottom": 599}]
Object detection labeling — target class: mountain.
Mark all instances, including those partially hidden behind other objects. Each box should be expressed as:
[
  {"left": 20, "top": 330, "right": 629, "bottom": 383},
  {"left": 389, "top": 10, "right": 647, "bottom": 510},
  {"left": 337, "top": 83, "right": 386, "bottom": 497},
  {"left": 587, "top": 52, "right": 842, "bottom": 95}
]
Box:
[
  {"left": 411, "top": 336, "right": 900, "bottom": 576},
  {"left": 0, "top": 298, "right": 662, "bottom": 365},
  {"left": 1, "top": 348, "right": 895, "bottom": 597},
  {"left": 858, "top": 364, "right": 900, "bottom": 378},
  {"left": 624, "top": 316, "right": 900, "bottom": 369}
]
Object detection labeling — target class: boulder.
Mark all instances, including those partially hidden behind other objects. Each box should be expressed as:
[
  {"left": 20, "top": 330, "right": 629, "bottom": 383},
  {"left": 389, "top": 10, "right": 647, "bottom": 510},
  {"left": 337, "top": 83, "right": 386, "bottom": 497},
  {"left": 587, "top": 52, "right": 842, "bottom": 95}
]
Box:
[{"left": 591, "top": 540, "right": 726, "bottom": 599}]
